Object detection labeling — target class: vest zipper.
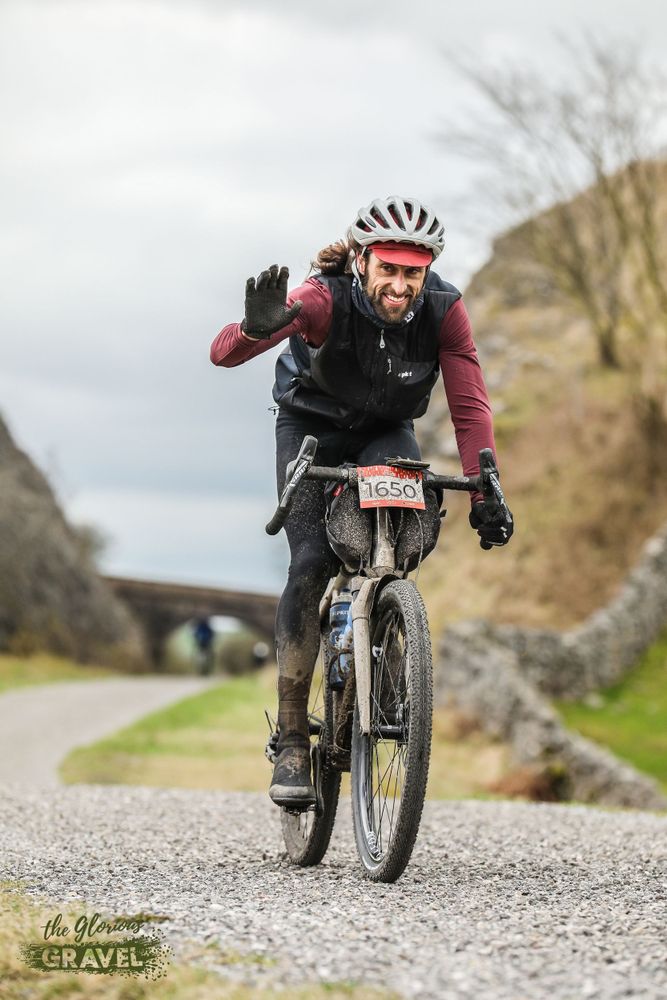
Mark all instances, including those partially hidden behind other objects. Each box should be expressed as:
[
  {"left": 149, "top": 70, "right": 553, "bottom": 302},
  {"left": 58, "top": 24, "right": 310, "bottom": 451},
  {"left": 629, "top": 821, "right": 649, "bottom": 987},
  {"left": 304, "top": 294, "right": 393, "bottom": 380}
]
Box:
[
  {"left": 379, "top": 329, "right": 393, "bottom": 373},
  {"left": 358, "top": 328, "right": 386, "bottom": 427}
]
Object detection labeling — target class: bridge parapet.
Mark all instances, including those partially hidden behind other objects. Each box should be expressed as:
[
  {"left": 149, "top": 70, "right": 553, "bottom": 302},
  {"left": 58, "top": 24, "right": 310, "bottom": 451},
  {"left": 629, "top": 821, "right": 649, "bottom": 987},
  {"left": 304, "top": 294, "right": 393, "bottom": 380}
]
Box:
[{"left": 104, "top": 575, "right": 279, "bottom": 666}]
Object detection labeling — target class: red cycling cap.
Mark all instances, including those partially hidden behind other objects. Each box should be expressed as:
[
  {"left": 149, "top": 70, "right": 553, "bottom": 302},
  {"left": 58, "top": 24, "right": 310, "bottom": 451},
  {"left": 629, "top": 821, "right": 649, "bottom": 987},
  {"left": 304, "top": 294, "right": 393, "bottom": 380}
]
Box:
[{"left": 370, "top": 241, "right": 433, "bottom": 267}]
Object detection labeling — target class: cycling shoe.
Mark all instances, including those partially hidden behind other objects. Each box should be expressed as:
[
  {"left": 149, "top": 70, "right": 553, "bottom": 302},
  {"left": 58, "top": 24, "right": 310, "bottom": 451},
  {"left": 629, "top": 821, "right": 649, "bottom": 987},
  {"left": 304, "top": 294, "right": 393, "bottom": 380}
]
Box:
[{"left": 269, "top": 745, "right": 316, "bottom": 809}]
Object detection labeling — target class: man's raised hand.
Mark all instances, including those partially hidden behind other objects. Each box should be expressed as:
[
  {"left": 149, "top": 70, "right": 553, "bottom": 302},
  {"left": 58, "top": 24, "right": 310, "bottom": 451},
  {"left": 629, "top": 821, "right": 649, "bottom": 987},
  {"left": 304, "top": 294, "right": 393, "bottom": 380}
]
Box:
[{"left": 241, "top": 264, "right": 303, "bottom": 339}]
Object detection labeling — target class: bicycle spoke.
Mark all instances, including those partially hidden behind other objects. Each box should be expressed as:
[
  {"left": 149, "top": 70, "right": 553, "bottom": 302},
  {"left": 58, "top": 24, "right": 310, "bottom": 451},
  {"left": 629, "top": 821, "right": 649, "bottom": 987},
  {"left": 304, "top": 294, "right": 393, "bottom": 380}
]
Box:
[
  {"left": 368, "top": 738, "right": 405, "bottom": 859},
  {"left": 388, "top": 750, "right": 405, "bottom": 841},
  {"left": 377, "top": 761, "right": 393, "bottom": 847},
  {"left": 360, "top": 606, "right": 411, "bottom": 860},
  {"left": 373, "top": 741, "right": 401, "bottom": 799},
  {"left": 368, "top": 739, "right": 379, "bottom": 845},
  {"left": 374, "top": 742, "right": 383, "bottom": 854},
  {"left": 352, "top": 581, "right": 432, "bottom": 881}
]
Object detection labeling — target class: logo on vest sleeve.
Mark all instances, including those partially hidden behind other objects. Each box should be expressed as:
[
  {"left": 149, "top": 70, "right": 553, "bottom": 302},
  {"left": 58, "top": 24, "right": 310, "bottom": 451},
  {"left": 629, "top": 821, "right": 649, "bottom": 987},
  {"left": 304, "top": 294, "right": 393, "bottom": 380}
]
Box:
[{"left": 398, "top": 371, "right": 413, "bottom": 379}]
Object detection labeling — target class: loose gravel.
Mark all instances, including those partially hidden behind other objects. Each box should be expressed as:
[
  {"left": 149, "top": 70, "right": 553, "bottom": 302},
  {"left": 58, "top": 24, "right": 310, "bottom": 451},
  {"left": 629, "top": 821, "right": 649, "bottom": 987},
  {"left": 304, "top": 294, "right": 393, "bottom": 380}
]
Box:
[{"left": 1, "top": 785, "right": 666, "bottom": 999}]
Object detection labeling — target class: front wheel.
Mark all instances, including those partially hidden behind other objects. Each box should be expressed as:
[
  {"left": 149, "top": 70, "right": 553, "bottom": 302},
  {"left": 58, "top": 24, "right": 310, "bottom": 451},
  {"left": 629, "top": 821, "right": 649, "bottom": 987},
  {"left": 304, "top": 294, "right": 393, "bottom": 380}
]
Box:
[{"left": 351, "top": 580, "right": 433, "bottom": 882}]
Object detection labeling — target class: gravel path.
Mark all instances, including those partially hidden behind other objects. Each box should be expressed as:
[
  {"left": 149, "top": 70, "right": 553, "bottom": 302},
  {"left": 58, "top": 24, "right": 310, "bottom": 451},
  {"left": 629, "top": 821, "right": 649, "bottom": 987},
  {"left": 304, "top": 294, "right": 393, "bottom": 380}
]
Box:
[
  {"left": 2, "top": 785, "right": 666, "bottom": 999},
  {"left": 0, "top": 676, "right": 216, "bottom": 785}
]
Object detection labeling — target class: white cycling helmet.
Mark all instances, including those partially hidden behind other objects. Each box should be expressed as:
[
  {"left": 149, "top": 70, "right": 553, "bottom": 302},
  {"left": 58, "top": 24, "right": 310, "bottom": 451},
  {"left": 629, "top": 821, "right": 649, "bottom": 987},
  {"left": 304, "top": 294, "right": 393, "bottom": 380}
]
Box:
[{"left": 349, "top": 195, "right": 445, "bottom": 261}]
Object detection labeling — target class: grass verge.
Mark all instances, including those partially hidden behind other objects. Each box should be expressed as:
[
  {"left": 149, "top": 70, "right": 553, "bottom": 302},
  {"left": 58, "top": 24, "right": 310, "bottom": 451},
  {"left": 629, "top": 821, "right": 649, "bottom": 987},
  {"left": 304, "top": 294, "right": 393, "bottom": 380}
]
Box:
[
  {"left": 60, "top": 667, "right": 278, "bottom": 791},
  {"left": 557, "top": 631, "right": 667, "bottom": 792},
  {"left": 0, "top": 652, "right": 117, "bottom": 694},
  {"left": 60, "top": 665, "right": 511, "bottom": 798},
  {"left": 0, "top": 882, "right": 396, "bottom": 999}
]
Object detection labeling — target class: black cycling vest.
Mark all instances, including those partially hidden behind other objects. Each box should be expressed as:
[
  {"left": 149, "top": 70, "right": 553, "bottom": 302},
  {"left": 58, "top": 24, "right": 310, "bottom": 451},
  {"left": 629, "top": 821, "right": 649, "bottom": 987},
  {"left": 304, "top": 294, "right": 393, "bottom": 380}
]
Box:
[{"left": 272, "top": 271, "right": 461, "bottom": 430}]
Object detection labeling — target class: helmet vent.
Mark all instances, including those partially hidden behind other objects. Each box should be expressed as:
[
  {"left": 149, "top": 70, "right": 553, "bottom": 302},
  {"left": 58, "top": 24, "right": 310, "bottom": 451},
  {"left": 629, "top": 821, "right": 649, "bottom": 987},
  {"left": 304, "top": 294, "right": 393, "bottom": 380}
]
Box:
[
  {"left": 387, "top": 205, "right": 401, "bottom": 227},
  {"left": 349, "top": 195, "right": 445, "bottom": 259}
]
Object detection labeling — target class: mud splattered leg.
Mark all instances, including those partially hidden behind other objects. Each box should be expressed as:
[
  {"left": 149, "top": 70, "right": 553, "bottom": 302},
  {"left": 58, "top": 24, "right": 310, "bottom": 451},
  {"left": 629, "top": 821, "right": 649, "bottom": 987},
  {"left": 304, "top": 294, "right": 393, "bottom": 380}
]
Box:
[{"left": 274, "top": 481, "right": 337, "bottom": 751}]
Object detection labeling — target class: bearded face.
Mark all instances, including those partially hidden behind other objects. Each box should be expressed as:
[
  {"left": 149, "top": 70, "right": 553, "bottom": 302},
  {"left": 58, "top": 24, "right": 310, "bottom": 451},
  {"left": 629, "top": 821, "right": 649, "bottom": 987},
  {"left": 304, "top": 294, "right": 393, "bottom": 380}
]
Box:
[{"left": 358, "top": 252, "right": 427, "bottom": 324}]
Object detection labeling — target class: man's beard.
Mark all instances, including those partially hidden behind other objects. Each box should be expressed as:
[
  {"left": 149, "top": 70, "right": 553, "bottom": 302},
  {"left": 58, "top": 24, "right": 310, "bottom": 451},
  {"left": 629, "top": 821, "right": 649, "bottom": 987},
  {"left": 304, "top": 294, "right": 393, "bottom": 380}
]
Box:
[{"left": 360, "top": 273, "right": 415, "bottom": 324}]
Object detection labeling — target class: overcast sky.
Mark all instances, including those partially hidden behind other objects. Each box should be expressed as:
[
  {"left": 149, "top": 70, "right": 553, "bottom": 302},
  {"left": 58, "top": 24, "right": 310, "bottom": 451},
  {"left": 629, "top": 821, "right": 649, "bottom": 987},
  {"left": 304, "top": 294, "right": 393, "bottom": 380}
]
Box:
[{"left": 2, "top": 0, "right": 666, "bottom": 594}]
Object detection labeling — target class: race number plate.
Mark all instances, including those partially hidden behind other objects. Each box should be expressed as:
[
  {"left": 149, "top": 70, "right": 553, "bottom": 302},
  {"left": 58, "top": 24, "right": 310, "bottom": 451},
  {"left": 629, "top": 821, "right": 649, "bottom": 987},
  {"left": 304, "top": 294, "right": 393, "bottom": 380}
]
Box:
[{"left": 357, "top": 465, "right": 425, "bottom": 510}]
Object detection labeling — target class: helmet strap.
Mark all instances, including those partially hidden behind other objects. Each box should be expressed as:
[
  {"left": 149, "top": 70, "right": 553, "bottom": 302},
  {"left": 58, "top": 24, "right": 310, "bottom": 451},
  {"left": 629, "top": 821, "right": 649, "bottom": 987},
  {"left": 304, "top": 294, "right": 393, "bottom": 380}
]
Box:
[{"left": 351, "top": 247, "right": 368, "bottom": 283}]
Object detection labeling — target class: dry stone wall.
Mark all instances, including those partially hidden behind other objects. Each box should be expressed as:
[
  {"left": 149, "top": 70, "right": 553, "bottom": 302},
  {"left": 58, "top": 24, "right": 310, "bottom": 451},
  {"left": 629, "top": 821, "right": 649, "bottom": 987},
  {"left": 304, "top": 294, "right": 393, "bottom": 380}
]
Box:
[
  {"left": 435, "top": 522, "right": 667, "bottom": 809},
  {"left": 486, "top": 525, "right": 667, "bottom": 699},
  {"left": 437, "top": 621, "right": 666, "bottom": 810}
]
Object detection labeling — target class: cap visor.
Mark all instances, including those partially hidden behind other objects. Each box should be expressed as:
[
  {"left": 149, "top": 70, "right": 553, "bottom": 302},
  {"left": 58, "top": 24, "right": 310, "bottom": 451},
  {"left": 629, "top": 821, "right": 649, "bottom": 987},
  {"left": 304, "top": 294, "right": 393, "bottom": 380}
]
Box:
[{"left": 371, "top": 242, "right": 432, "bottom": 266}]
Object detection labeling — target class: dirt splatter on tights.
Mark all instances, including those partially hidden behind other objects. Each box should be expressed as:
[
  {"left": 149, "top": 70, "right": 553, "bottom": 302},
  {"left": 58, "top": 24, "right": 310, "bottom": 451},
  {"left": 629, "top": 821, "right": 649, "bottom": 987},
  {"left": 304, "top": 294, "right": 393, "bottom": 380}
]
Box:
[{"left": 273, "top": 409, "right": 421, "bottom": 750}]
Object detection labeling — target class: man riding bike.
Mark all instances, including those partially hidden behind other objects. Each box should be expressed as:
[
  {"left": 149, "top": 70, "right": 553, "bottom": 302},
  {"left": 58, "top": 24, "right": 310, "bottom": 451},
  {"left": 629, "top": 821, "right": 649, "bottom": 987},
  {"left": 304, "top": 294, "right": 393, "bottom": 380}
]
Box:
[{"left": 210, "top": 195, "right": 513, "bottom": 809}]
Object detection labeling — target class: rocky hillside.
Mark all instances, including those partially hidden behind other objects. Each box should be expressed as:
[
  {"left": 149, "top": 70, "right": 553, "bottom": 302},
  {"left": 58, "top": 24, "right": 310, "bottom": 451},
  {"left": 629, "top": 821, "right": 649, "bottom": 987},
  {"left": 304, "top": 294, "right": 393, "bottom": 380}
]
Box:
[
  {"left": 419, "top": 214, "right": 667, "bottom": 634},
  {"left": 419, "top": 193, "right": 667, "bottom": 806},
  {"left": 0, "top": 413, "right": 145, "bottom": 665}
]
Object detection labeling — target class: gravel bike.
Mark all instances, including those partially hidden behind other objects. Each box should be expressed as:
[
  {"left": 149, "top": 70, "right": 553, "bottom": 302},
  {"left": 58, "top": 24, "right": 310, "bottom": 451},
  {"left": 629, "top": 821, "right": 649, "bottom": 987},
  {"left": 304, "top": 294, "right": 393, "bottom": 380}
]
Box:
[{"left": 264, "top": 435, "right": 507, "bottom": 882}]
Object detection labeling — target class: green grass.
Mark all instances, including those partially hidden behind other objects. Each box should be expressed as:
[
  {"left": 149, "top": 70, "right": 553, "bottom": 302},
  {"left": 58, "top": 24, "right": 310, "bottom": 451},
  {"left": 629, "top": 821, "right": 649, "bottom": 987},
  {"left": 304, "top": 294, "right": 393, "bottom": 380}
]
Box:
[
  {"left": 0, "top": 652, "right": 117, "bottom": 693},
  {"left": 60, "top": 668, "right": 278, "bottom": 790},
  {"left": 557, "top": 631, "right": 667, "bottom": 791},
  {"left": 61, "top": 664, "right": 512, "bottom": 797}
]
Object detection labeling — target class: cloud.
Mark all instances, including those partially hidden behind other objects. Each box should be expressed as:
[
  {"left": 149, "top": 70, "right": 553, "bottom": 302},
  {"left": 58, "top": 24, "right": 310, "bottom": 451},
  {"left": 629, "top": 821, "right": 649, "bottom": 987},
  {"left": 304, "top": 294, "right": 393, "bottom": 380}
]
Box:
[
  {"left": 68, "top": 485, "right": 288, "bottom": 591},
  {"left": 2, "top": 0, "right": 666, "bottom": 591}
]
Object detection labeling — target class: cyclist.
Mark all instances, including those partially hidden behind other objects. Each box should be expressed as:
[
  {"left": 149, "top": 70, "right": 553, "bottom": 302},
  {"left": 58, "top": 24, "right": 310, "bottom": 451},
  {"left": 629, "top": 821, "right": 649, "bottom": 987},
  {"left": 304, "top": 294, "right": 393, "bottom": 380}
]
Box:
[
  {"left": 211, "top": 195, "right": 513, "bottom": 808},
  {"left": 192, "top": 616, "right": 215, "bottom": 675}
]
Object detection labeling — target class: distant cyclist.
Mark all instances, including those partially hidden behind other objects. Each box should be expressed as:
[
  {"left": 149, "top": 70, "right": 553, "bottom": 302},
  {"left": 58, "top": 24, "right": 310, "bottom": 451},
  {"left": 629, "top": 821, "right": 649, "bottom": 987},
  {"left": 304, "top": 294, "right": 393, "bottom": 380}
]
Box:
[
  {"left": 192, "top": 616, "right": 214, "bottom": 676},
  {"left": 211, "top": 195, "right": 513, "bottom": 807}
]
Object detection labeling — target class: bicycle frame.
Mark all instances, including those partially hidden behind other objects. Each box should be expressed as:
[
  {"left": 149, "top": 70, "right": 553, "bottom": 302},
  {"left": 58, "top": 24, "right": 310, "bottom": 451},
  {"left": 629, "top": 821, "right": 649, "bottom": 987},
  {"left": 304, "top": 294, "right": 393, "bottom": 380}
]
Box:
[
  {"left": 318, "top": 507, "right": 402, "bottom": 736},
  {"left": 268, "top": 435, "right": 508, "bottom": 879},
  {"left": 268, "top": 435, "right": 504, "bottom": 739}
]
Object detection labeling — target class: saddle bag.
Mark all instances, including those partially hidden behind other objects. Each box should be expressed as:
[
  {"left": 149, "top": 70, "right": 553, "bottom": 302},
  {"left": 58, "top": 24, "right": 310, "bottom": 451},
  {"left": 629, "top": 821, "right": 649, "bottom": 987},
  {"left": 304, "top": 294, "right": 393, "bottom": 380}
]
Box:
[
  {"left": 325, "top": 475, "right": 373, "bottom": 571},
  {"left": 325, "top": 472, "right": 442, "bottom": 573}
]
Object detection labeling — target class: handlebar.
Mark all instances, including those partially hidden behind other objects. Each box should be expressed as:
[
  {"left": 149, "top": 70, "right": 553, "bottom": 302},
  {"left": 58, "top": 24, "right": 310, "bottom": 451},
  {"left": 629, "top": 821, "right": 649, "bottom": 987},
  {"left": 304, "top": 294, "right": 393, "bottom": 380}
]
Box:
[{"left": 265, "top": 436, "right": 505, "bottom": 538}]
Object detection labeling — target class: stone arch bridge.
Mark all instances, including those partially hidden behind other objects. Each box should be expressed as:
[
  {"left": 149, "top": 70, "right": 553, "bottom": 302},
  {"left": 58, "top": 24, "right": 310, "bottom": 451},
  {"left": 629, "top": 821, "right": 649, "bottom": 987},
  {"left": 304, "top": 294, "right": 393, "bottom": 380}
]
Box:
[{"left": 105, "top": 576, "right": 279, "bottom": 667}]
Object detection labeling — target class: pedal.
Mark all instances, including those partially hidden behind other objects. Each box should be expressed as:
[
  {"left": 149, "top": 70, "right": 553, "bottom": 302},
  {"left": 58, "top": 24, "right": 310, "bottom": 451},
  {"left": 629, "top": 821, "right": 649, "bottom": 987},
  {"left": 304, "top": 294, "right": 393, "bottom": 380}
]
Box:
[
  {"left": 264, "top": 731, "right": 279, "bottom": 764},
  {"left": 264, "top": 709, "right": 279, "bottom": 764},
  {"left": 283, "top": 802, "right": 316, "bottom": 815}
]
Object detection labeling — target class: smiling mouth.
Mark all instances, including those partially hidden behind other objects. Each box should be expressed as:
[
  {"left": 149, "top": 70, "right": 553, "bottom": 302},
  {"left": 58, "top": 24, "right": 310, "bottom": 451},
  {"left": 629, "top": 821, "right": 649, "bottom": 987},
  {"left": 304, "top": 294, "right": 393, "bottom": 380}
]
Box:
[{"left": 382, "top": 293, "right": 409, "bottom": 307}]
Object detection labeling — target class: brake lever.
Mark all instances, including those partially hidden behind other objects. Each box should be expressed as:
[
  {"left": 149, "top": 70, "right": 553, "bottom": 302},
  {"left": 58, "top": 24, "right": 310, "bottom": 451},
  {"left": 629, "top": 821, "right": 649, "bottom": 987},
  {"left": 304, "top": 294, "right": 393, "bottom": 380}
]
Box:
[
  {"left": 478, "top": 448, "right": 513, "bottom": 550},
  {"left": 265, "top": 435, "right": 318, "bottom": 535},
  {"left": 479, "top": 449, "right": 507, "bottom": 511},
  {"left": 487, "top": 468, "right": 511, "bottom": 520}
]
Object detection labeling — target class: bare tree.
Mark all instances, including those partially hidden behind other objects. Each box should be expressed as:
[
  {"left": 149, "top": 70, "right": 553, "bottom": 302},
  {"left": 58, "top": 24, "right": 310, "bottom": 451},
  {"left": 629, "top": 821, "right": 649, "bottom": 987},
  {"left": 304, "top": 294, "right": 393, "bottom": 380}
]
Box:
[{"left": 438, "top": 35, "right": 667, "bottom": 389}]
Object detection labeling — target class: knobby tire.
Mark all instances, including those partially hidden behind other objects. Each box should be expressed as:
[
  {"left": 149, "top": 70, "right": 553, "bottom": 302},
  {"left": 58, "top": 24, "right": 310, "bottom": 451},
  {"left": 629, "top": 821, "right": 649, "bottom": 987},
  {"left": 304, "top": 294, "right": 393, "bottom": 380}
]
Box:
[{"left": 350, "top": 579, "right": 433, "bottom": 882}]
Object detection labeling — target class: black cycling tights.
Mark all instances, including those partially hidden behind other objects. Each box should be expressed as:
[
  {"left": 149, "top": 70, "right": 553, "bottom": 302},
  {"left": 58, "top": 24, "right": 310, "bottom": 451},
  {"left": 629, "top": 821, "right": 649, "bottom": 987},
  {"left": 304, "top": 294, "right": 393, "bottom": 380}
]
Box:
[{"left": 273, "top": 409, "right": 421, "bottom": 749}]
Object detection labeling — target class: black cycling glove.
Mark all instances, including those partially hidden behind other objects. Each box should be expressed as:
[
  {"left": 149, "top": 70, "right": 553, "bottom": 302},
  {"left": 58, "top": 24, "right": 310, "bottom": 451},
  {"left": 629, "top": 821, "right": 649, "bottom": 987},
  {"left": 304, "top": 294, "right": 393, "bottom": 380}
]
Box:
[
  {"left": 241, "top": 264, "right": 303, "bottom": 339},
  {"left": 469, "top": 499, "right": 514, "bottom": 550}
]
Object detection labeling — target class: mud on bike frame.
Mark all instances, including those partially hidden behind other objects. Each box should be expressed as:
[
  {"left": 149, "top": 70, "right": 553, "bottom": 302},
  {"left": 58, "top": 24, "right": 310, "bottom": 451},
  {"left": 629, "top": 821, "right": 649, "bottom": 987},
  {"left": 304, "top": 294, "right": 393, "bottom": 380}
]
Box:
[{"left": 262, "top": 435, "right": 507, "bottom": 883}]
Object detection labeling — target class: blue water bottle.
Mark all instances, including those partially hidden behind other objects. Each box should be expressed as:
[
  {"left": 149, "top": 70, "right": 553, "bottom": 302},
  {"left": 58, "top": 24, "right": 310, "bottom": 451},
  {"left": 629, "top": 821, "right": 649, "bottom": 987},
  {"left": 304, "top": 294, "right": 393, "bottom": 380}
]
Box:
[{"left": 328, "top": 590, "right": 353, "bottom": 690}]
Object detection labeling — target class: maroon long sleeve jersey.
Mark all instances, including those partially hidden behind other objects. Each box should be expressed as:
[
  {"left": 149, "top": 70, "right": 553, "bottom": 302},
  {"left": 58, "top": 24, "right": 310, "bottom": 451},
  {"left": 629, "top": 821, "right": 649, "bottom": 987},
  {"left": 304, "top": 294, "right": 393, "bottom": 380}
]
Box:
[{"left": 210, "top": 276, "right": 496, "bottom": 494}]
